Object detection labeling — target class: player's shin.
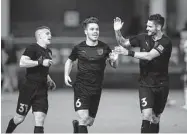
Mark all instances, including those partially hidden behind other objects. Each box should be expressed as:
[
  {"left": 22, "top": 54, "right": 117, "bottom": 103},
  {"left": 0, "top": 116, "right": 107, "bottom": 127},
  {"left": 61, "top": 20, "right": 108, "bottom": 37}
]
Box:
[
  {"left": 34, "top": 126, "right": 44, "bottom": 133},
  {"left": 78, "top": 119, "right": 88, "bottom": 133},
  {"left": 141, "top": 120, "right": 151, "bottom": 133},
  {"left": 151, "top": 113, "right": 160, "bottom": 133},
  {"left": 150, "top": 123, "right": 159, "bottom": 133},
  {"left": 78, "top": 125, "right": 88, "bottom": 133},
  {"left": 72, "top": 120, "right": 79, "bottom": 133},
  {"left": 6, "top": 118, "right": 19, "bottom": 133}
]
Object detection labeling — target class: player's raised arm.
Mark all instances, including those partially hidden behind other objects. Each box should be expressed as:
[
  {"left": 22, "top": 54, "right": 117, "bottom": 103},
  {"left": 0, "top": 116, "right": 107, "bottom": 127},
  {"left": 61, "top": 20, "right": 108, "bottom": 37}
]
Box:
[
  {"left": 64, "top": 58, "right": 73, "bottom": 87},
  {"left": 114, "top": 17, "right": 131, "bottom": 49}
]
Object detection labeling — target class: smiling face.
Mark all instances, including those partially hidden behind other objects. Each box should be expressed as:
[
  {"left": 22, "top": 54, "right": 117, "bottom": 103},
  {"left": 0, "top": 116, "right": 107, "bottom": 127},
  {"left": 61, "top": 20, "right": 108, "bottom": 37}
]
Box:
[
  {"left": 84, "top": 23, "right": 99, "bottom": 42},
  {"left": 146, "top": 20, "right": 157, "bottom": 36}
]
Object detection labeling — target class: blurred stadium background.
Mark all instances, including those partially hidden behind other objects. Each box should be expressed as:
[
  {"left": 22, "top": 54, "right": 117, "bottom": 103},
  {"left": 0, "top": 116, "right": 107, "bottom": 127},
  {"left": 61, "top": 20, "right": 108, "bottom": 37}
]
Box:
[{"left": 1, "top": 0, "right": 187, "bottom": 133}]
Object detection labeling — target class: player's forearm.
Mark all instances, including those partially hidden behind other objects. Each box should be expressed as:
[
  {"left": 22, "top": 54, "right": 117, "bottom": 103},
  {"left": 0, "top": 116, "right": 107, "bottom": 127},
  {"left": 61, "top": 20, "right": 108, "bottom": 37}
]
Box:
[
  {"left": 19, "top": 59, "right": 39, "bottom": 68},
  {"left": 125, "top": 51, "right": 152, "bottom": 61},
  {"left": 47, "top": 75, "right": 52, "bottom": 82},
  {"left": 133, "top": 52, "right": 153, "bottom": 61},
  {"left": 64, "top": 59, "right": 73, "bottom": 77},
  {"left": 115, "top": 30, "right": 122, "bottom": 45},
  {"left": 115, "top": 30, "right": 130, "bottom": 49}
]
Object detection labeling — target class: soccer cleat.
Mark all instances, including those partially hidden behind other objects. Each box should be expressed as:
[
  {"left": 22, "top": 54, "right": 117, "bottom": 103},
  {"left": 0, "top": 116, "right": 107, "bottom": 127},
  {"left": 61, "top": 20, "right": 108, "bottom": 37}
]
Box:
[{"left": 72, "top": 120, "right": 79, "bottom": 133}]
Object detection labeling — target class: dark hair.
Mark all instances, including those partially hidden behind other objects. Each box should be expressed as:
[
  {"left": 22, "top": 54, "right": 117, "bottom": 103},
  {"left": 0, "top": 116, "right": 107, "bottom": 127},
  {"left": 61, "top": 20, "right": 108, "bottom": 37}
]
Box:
[
  {"left": 82, "top": 17, "right": 99, "bottom": 29},
  {"left": 148, "top": 14, "right": 165, "bottom": 28},
  {"left": 35, "top": 26, "right": 50, "bottom": 31}
]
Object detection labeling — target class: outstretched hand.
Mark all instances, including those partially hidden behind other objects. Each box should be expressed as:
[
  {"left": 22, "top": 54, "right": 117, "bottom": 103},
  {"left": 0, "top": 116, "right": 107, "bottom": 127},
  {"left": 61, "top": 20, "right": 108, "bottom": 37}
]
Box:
[
  {"left": 114, "top": 17, "right": 124, "bottom": 31},
  {"left": 114, "top": 46, "right": 128, "bottom": 55}
]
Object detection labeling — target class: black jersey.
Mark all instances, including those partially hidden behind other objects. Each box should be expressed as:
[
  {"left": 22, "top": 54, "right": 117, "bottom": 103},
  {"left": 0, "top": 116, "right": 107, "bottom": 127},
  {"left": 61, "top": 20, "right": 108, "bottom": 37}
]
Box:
[
  {"left": 69, "top": 40, "right": 111, "bottom": 93},
  {"left": 22, "top": 43, "right": 52, "bottom": 83},
  {"left": 129, "top": 33, "right": 172, "bottom": 87}
]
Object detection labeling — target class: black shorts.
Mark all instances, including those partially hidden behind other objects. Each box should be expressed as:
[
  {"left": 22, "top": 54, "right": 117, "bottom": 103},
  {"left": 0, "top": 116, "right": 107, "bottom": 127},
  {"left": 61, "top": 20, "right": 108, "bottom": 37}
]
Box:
[
  {"left": 139, "top": 86, "right": 169, "bottom": 115},
  {"left": 16, "top": 79, "right": 48, "bottom": 115},
  {"left": 73, "top": 83, "right": 101, "bottom": 118}
]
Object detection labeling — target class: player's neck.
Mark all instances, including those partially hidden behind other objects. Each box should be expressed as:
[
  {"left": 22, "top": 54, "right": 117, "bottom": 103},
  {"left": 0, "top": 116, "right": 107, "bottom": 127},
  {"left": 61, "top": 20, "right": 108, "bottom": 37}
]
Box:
[
  {"left": 152, "top": 31, "right": 163, "bottom": 41},
  {"left": 86, "top": 39, "right": 98, "bottom": 46},
  {"left": 37, "top": 41, "right": 47, "bottom": 49}
]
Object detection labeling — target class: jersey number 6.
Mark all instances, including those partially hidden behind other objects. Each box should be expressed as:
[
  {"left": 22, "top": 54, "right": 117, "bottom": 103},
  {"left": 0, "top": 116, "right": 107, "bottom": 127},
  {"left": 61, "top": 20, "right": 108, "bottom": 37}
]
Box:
[{"left": 76, "top": 99, "right": 82, "bottom": 108}]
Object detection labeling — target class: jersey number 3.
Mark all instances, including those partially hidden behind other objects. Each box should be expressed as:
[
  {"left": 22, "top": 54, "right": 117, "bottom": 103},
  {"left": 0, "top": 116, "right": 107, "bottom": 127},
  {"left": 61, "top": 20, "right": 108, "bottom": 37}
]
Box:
[
  {"left": 141, "top": 97, "right": 147, "bottom": 107},
  {"left": 18, "top": 103, "right": 28, "bottom": 113}
]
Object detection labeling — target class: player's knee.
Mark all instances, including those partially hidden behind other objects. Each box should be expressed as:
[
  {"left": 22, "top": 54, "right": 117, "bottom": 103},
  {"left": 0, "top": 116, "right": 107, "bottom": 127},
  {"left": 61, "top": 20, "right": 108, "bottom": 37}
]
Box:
[
  {"left": 78, "top": 112, "right": 89, "bottom": 125},
  {"left": 152, "top": 113, "right": 161, "bottom": 124},
  {"left": 14, "top": 114, "right": 25, "bottom": 125},
  {"left": 87, "top": 117, "right": 94, "bottom": 126},
  {"left": 142, "top": 109, "right": 152, "bottom": 121},
  {"left": 34, "top": 113, "right": 46, "bottom": 126}
]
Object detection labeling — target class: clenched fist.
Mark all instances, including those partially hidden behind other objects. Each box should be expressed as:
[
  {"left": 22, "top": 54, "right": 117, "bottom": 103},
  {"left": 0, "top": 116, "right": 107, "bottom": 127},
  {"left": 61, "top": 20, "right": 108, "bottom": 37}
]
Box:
[
  {"left": 47, "top": 80, "right": 56, "bottom": 90},
  {"left": 43, "top": 59, "right": 53, "bottom": 67}
]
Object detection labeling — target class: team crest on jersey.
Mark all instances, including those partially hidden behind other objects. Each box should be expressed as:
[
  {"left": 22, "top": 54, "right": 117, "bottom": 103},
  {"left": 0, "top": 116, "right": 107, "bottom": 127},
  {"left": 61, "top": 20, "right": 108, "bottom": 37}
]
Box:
[{"left": 97, "top": 48, "right": 103, "bottom": 55}]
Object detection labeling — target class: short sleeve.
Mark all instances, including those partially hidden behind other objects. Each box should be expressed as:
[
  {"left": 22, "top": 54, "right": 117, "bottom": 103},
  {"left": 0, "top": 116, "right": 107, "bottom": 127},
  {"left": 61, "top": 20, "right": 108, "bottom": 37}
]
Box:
[
  {"left": 129, "top": 34, "right": 143, "bottom": 47},
  {"left": 22, "top": 45, "right": 35, "bottom": 58},
  {"left": 69, "top": 45, "right": 78, "bottom": 61},
  {"left": 154, "top": 39, "right": 172, "bottom": 55}
]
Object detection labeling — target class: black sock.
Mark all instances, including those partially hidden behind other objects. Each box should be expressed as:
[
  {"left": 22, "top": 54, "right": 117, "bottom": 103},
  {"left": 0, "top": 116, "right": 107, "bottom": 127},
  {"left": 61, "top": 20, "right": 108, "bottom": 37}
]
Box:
[
  {"left": 6, "top": 118, "right": 18, "bottom": 133},
  {"left": 150, "top": 123, "right": 159, "bottom": 133},
  {"left": 141, "top": 120, "right": 151, "bottom": 133},
  {"left": 72, "top": 120, "right": 79, "bottom": 133},
  {"left": 34, "top": 126, "right": 44, "bottom": 133},
  {"left": 78, "top": 125, "right": 88, "bottom": 133}
]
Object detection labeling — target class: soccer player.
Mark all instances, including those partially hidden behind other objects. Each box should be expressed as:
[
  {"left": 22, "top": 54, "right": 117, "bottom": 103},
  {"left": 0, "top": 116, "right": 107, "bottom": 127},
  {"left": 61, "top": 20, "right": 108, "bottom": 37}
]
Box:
[
  {"left": 113, "top": 14, "right": 172, "bottom": 133},
  {"left": 64, "top": 17, "right": 118, "bottom": 133},
  {"left": 5, "top": 26, "right": 56, "bottom": 133}
]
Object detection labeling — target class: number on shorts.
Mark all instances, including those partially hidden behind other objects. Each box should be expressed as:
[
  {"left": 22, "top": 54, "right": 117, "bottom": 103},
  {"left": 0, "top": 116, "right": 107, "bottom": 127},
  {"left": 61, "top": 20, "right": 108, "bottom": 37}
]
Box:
[
  {"left": 18, "top": 103, "right": 28, "bottom": 113},
  {"left": 141, "top": 97, "right": 147, "bottom": 107},
  {"left": 76, "top": 99, "right": 81, "bottom": 108}
]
